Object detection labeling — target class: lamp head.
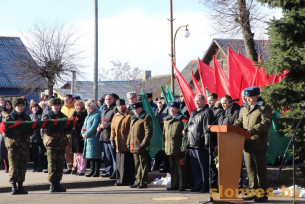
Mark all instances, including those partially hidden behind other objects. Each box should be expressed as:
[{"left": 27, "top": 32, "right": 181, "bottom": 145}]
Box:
[{"left": 184, "top": 26, "right": 190, "bottom": 38}]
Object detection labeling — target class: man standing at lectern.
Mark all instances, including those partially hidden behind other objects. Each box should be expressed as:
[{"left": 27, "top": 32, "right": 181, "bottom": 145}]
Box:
[{"left": 234, "top": 87, "right": 272, "bottom": 203}]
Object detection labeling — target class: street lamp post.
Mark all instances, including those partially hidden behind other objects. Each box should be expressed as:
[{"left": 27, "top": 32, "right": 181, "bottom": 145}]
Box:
[
  {"left": 173, "top": 24, "right": 190, "bottom": 64},
  {"left": 169, "top": 0, "right": 190, "bottom": 96},
  {"left": 169, "top": 0, "right": 174, "bottom": 95},
  {"left": 93, "top": 0, "right": 98, "bottom": 102}
]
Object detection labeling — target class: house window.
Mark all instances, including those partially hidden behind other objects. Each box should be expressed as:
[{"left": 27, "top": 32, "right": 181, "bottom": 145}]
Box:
[{"left": 4, "top": 96, "right": 21, "bottom": 103}]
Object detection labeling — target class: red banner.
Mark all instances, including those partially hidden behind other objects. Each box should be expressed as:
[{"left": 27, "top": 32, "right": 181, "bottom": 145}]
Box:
[
  {"left": 191, "top": 70, "right": 203, "bottom": 95},
  {"left": 173, "top": 62, "right": 196, "bottom": 114}
]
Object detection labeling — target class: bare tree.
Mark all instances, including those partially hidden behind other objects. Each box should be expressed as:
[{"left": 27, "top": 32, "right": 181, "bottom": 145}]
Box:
[
  {"left": 201, "top": 0, "right": 267, "bottom": 61},
  {"left": 99, "top": 60, "right": 144, "bottom": 92},
  {"left": 17, "top": 21, "right": 83, "bottom": 96}
]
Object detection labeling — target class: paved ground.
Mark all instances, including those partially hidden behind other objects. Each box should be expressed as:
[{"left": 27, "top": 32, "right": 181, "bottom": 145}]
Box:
[{"left": 0, "top": 169, "right": 304, "bottom": 203}]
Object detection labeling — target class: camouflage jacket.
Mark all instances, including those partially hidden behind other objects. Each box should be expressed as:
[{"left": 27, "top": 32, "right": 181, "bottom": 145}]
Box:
[
  {"left": 43, "top": 110, "right": 68, "bottom": 149},
  {"left": 4, "top": 109, "right": 32, "bottom": 146}
]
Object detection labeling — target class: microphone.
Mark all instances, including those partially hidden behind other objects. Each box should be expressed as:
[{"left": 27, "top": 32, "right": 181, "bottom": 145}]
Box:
[{"left": 228, "top": 98, "right": 239, "bottom": 103}]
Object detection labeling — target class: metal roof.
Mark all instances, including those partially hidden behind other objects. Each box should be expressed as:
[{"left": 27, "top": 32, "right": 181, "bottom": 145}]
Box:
[
  {"left": 203, "top": 38, "right": 270, "bottom": 63},
  {"left": 0, "top": 36, "right": 45, "bottom": 89},
  {"left": 55, "top": 80, "right": 143, "bottom": 101}
]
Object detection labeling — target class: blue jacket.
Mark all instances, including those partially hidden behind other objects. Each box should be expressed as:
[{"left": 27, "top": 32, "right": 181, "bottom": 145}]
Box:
[{"left": 81, "top": 109, "right": 101, "bottom": 159}]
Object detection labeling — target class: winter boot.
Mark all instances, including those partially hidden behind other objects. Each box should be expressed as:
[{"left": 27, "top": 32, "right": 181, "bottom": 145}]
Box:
[
  {"left": 92, "top": 160, "right": 100, "bottom": 177},
  {"left": 49, "top": 183, "right": 55, "bottom": 192},
  {"left": 17, "top": 182, "right": 28, "bottom": 194},
  {"left": 49, "top": 182, "right": 66, "bottom": 192},
  {"left": 85, "top": 160, "right": 95, "bottom": 177},
  {"left": 11, "top": 183, "right": 18, "bottom": 195}
]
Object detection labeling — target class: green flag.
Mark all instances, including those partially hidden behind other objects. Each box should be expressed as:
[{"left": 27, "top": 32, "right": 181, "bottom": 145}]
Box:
[
  {"left": 166, "top": 84, "right": 175, "bottom": 102},
  {"left": 160, "top": 86, "right": 170, "bottom": 105},
  {"left": 141, "top": 90, "right": 163, "bottom": 157},
  {"left": 205, "top": 87, "right": 210, "bottom": 97}
]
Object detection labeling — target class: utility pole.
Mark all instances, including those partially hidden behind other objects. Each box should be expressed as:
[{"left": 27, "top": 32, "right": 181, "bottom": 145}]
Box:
[
  {"left": 93, "top": 0, "right": 98, "bottom": 102},
  {"left": 169, "top": 0, "right": 175, "bottom": 95},
  {"left": 71, "top": 71, "right": 76, "bottom": 95}
]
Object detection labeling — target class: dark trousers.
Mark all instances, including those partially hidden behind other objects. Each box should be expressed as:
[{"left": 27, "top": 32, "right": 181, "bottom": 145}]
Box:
[
  {"left": 116, "top": 152, "right": 135, "bottom": 185},
  {"left": 189, "top": 148, "right": 209, "bottom": 190},
  {"left": 89, "top": 159, "right": 101, "bottom": 172},
  {"left": 133, "top": 152, "right": 148, "bottom": 185},
  {"left": 184, "top": 152, "right": 194, "bottom": 189},
  {"left": 31, "top": 142, "right": 44, "bottom": 171},
  {"left": 239, "top": 153, "right": 248, "bottom": 188},
  {"left": 102, "top": 141, "right": 116, "bottom": 176},
  {"left": 169, "top": 155, "right": 186, "bottom": 189},
  {"left": 210, "top": 150, "right": 218, "bottom": 188},
  {"left": 153, "top": 150, "right": 169, "bottom": 172},
  {"left": 244, "top": 151, "right": 268, "bottom": 191}
]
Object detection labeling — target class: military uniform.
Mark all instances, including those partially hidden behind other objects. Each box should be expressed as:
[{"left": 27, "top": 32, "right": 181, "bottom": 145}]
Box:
[
  {"left": 234, "top": 87, "right": 272, "bottom": 202},
  {"left": 163, "top": 101, "right": 186, "bottom": 190},
  {"left": 43, "top": 98, "right": 68, "bottom": 192},
  {"left": 4, "top": 98, "right": 33, "bottom": 195},
  {"left": 127, "top": 102, "right": 153, "bottom": 188}
]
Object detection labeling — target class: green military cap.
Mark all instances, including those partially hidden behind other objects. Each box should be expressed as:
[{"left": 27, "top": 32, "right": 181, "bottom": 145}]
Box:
[
  {"left": 49, "top": 98, "right": 61, "bottom": 106},
  {"left": 13, "top": 98, "right": 25, "bottom": 107},
  {"left": 145, "top": 92, "right": 153, "bottom": 98},
  {"left": 127, "top": 92, "right": 137, "bottom": 99},
  {"left": 132, "top": 101, "right": 143, "bottom": 109}
]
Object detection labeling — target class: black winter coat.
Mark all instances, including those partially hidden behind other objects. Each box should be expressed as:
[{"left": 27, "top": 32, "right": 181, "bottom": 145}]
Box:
[
  {"left": 155, "top": 104, "right": 168, "bottom": 130},
  {"left": 186, "top": 104, "right": 214, "bottom": 149},
  {"left": 99, "top": 104, "right": 117, "bottom": 141},
  {"left": 218, "top": 103, "right": 240, "bottom": 125},
  {"left": 71, "top": 109, "right": 87, "bottom": 153}
]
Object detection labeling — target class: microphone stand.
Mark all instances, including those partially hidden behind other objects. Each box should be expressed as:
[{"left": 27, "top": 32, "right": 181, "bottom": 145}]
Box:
[
  {"left": 274, "top": 109, "right": 305, "bottom": 204},
  {"left": 199, "top": 102, "right": 236, "bottom": 204}
]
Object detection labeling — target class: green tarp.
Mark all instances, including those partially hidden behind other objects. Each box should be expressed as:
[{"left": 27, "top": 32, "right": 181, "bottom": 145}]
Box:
[{"left": 267, "top": 111, "right": 291, "bottom": 165}]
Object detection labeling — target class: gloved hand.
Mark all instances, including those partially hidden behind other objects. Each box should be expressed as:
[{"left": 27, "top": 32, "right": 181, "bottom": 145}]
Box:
[
  {"left": 110, "top": 140, "right": 115, "bottom": 149},
  {"left": 139, "top": 144, "right": 146, "bottom": 152},
  {"left": 127, "top": 145, "right": 130, "bottom": 150}
]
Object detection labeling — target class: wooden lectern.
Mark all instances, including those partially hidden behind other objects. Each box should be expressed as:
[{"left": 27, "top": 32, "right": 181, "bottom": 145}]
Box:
[{"left": 210, "top": 125, "right": 250, "bottom": 204}]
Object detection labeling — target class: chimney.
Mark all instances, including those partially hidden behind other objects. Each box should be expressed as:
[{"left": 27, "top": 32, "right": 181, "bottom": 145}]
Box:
[{"left": 142, "top": 70, "right": 151, "bottom": 81}]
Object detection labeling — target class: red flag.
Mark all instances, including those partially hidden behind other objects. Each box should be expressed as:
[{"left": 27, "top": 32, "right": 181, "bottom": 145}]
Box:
[
  {"left": 228, "top": 48, "right": 256, "bottom": 99},
  {"left": 213, "top": 55, "right": 230, "bottom": 98},
  {"left": 191, "top": 70, "right": 203, "bottom": 95},
  {"left": 197, "top": 58, "right": 215, "bottom": 96},
  {"left": 274, "top": 69, "right": 289, "bottom": 83},
  {"left": 173, "top": 62, "right": 196, "bottom": 114},
  {"left": 238, "top": 52, "right": 289, "bottom": 86}
]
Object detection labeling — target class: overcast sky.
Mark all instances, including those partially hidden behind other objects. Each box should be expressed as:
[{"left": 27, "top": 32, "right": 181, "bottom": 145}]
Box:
[{"left": 1, "top": 0, "right": 281, "bottom": 81}]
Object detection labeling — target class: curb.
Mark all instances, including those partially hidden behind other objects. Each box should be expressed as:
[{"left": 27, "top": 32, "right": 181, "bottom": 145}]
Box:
[
  {"left": 0, "top": 172, "right": 166, "bottom": 193},
  {"left": 0, "top": 179, "right": 116, "bottom": 193}
]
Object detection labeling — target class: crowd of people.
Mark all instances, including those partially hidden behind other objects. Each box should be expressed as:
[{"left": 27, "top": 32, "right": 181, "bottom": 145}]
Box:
[{"left": 0, "top": 86, "right": 272, "bottom": 202}]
